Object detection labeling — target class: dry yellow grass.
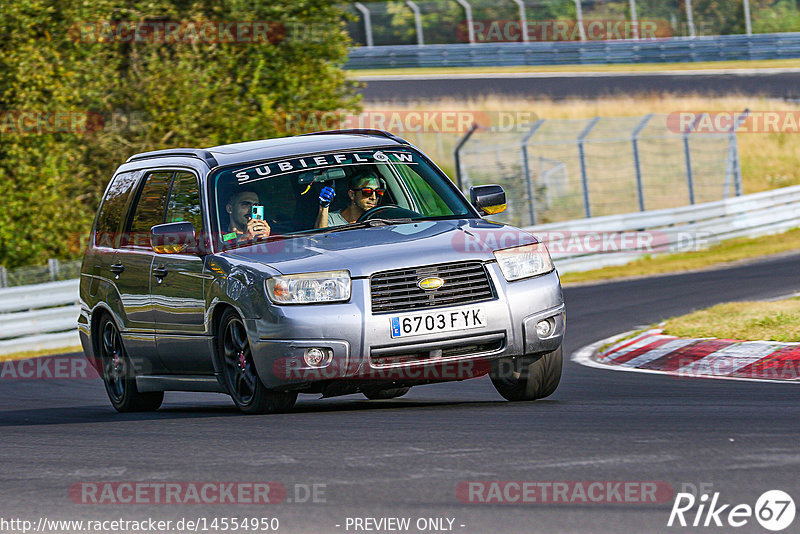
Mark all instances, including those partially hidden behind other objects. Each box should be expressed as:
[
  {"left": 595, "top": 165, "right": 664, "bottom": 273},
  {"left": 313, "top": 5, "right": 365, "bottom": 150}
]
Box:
[
  {"left": 364, "top": 94, "right": 800, "bottom": 194},
  {"left": 0, "top": 345, "right": 83, "bottom": 362},
  {"left": 662, "top": 298, "right": 800, "bottom": 342}
]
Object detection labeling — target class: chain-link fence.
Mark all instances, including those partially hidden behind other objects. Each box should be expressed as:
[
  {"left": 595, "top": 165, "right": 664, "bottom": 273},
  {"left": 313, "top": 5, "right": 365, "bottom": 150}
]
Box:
[
  {"left": 342, "top": 0, "right": 800, "bottom": 46},
  {"left": 0, "top": 259, "right": 83, "bottom": 288},
  {"left": 455, "top": 113, "right": 744, "bottom": 226}
]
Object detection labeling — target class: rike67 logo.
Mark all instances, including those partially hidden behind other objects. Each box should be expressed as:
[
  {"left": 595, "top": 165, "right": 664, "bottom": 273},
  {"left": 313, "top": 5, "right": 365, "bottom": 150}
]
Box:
[{"left": 668, "top": 490, "right": 795, "bottom": 531}]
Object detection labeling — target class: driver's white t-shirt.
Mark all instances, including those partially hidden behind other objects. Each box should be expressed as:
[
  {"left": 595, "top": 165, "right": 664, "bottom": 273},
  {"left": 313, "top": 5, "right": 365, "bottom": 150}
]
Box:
[{"left": 327, "top": 210, "right": 349, "bottom": 227}]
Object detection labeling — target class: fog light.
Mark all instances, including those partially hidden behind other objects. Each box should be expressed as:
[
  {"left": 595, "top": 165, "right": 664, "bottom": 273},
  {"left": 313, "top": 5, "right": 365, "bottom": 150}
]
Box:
[
  {"left": 304, "top": 348, "right": 332, "bottom": 367},
  {"left": 536, "top": 319, "right": 553, "bottom": 339}
]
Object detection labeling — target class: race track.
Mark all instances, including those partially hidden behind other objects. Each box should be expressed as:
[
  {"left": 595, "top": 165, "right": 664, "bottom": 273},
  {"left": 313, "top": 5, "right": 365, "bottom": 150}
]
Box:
[
  {"left": 357, "top": 69, "right": 800, "bottom": 101},
  {"left": 2, "top": 252, "right": 800, "bottom": 533}
]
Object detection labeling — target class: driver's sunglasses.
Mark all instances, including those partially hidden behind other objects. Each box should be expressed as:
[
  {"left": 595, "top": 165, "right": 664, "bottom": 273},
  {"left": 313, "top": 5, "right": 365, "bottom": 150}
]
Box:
[{"left": 352, "top": 187, "right": 385, "bottom": 197}]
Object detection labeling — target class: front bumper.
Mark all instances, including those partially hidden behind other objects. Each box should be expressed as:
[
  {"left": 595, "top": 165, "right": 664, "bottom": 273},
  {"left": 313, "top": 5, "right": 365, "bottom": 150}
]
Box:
[{"left": 249, "top": 264, "right": 565, "bottom": 389}]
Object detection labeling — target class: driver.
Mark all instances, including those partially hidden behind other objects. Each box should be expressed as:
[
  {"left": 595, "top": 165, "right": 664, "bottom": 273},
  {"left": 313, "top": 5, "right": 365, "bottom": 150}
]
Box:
[
  {"left": 223, "top": 188, "right": 271, "bottom": 242},
  {"left": 315, "top": 171, "right": 384, "bottom": 228}
]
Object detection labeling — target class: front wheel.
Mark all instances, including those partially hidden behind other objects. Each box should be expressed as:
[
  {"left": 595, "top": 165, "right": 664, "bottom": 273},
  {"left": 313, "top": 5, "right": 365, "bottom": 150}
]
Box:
[
  {"left": 98, "top": 315, "right": 163, "bottom": 412},
  {"left": 490, "top": 347, "right": 562, "bottom": 401},
  {"left": 217, "top": 309, "right": 297, "bottom": 414}
]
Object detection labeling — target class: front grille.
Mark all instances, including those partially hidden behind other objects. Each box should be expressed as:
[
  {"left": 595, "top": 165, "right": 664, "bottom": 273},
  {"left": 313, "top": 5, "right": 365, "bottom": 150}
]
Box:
[
  {"left": 370, "top": 334, "right": 505, "bottom": 367},
  {"left": 370, "top": 261, "right": 494, "bottom": 314}
]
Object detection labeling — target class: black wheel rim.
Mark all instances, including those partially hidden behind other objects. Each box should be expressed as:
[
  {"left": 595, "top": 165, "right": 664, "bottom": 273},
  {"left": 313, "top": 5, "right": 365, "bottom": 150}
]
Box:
[
  {"left": 222, "top": 318, "right": 257, "bottom": 405},
  {"left": 101, "top": 321, "right": 126, "bottom": 402}
]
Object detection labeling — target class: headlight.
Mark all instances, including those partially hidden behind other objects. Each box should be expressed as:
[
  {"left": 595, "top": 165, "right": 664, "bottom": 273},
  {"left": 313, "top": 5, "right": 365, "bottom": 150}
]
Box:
[
  {"left": 266, "top": 270, "right": 351, "bottom": 304},
  {"left": 493, "top": 243, "right": 554, "bottom": 281}
]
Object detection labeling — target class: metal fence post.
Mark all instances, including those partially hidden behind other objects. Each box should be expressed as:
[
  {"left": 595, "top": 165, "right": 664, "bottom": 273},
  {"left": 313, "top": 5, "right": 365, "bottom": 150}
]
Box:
[
  {"left": 406, "top": 1, "right": 424, "bottom": 45},
  {"left": 577, "top": 117, "right": 600, "bottom": 218},
  {"left": 686, "top": 0, "right": 696, "bottom": 37},
  {"left": 511, "top": 0, "right": 529, "bottom": 42},
  {"left": 354, "top": 2, "right": 374, "bottom": 47},
  {"left": 729, "top": 109, "right": 749, "bottom": 197},
  {"left": 743, "top": 0, "right": 752, "bottom": 36},
  {"left": 48, "top": 258, "right": 60, "bottom": 281},
  {"left": 521, "top": 119, "right": 546, "bottom": 225},
  {"left": 629, "top": 0, "right": 639, "bottom": 39},
  {"left": 0, "top": 266, "right": 7, "bottom": 288},
  {"left": 454, "top": 123, "right": 479, "bottom": 191},
  {"left": 573, "top": 0, "right": 587, "bottom": 41},
  {"left": 631, "top": 114, "right": 653, "bottom": 212},
  {"left": 682, "top": 114, "right": 704, "bottom": 205},
  {"left": 456, "top": 0, "right": 475, "bottom": 44}
]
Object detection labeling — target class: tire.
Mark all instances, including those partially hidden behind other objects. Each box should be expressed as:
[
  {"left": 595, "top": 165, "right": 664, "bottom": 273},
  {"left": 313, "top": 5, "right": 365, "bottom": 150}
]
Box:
[
  {"left": 217, "top": 309, "right": 297, "bottom": 414},
  {"left": 97, "top": 315, "right": 164, "bottom": 412},
  {"left": 489, "top": 346, "right": 562, "bottom": 402},
  {"left": 363, "top": 387, "right": 411, "bottom": 400}
]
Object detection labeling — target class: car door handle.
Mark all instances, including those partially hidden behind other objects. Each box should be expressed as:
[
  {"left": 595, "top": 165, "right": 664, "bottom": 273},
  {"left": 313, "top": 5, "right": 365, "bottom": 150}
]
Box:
[
  {"left": 153, "top": 266, "right": 169, "bottom": 279},
  {"left": 109, "top": 263, "right": 125, "bottom": 275}
]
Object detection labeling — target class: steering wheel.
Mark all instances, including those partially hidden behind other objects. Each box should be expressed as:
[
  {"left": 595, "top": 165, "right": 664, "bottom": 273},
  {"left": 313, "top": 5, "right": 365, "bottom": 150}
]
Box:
[{"left": 357, "top": 204, "right": 419, "bottom": 223}]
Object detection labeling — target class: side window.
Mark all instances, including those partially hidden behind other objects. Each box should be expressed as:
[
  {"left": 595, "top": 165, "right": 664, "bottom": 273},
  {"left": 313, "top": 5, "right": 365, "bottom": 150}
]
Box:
[
  {"left": 94, "top": 171, "right": 139, "bottom": 248},
  {"left": 166, "top": 171, "right": 204, "bottom": 232},
  {"left": 125, "top": 171, "right": 174, "bottom": 248}
]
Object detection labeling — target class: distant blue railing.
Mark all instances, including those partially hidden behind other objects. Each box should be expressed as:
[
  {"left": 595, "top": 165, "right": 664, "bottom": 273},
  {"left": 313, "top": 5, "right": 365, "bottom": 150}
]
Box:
[{"left": 346, "top": 33, "right": 800, "bottom": 69}]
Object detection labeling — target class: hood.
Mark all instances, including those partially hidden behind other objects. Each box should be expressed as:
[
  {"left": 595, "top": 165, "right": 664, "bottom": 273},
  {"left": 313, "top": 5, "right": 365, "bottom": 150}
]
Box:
[{"left": 224, "top": 219, "right": 538, "bottom": 277}]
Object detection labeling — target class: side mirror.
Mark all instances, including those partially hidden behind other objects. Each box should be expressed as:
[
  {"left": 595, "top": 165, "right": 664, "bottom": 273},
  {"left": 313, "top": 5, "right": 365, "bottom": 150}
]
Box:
[
  {"left": 151, "top": 222, "right": 198, "bottom": 254},
  {"left": 470, "top": 184, "right": 507, "bottom": 215}
]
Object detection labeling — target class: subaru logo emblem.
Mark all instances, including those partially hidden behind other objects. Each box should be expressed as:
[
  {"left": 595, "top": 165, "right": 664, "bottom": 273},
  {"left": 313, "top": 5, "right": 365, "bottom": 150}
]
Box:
[{"left": 418, "top": 277, "right": 444, "bottom": 291}]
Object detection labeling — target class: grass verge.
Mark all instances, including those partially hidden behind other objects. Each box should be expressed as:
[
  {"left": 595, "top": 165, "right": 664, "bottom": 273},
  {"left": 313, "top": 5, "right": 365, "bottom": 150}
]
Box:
[
  {"left": 0, "top": 345, "right": 83, "bottom": 362},
  {"left": 662, "top": 298, "right": 800, "bottom": 342},
  {"left": 559, "top": 227, "right": 800, "bottom": 285},
  {"left": 349, "top": 58, "right": 800, "bottom": 77}
]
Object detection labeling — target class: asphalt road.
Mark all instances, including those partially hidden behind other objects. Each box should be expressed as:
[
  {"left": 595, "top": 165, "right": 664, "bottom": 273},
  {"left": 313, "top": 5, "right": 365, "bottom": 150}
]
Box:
[
  {"left": 2, "top": 252, "right": 800, "bottom": 533},
  {"left": 357, "top": 69, "right": 800, "bottom": 101}
]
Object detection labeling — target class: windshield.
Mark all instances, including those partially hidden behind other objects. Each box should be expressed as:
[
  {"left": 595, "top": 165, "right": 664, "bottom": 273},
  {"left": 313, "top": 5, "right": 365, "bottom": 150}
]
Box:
[{"left": 209, "top": 146, "right": 475, "bottom": 249}]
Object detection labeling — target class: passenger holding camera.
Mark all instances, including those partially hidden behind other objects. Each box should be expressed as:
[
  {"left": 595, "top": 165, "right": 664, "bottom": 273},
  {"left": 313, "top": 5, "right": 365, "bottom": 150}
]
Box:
[{"left": 225, "top": 189, "right": 271, "bottom": 241}]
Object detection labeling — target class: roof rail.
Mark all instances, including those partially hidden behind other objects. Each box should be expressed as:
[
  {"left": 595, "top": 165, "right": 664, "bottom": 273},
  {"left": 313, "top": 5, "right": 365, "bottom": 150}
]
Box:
[
  {"left": 126, "top": 148, "right": 219, "bottom": 167},
  {"left": 298, "top": 129, "right": 409, "bottom": 145}
]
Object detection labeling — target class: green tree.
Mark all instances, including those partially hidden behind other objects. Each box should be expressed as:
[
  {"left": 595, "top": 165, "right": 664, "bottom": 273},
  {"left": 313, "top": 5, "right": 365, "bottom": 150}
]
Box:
[{"left": 0, "top": 0, "right": 360, "bottom": 268}]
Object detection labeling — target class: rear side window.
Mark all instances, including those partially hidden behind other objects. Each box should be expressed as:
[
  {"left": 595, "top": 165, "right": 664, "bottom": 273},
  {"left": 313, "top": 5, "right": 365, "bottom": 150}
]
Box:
[
  {"left": 125, "top": 171, "right": 173, "bottom": 248},
  {"left": 94, "top": 171, "right": 139, "bottom": 248},
  {"left": 166, "top": 171, "right": 204, "bottom": 232}
]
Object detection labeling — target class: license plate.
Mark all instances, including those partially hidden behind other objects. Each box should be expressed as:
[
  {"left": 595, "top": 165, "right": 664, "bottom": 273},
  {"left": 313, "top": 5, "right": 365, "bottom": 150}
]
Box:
[{"left": 390, "top": 307, "right": 487, "bottom": 339}]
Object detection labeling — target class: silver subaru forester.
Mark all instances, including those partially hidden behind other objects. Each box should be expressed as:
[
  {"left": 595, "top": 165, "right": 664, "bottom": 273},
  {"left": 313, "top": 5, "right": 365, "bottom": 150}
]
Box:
[{"left": 78, "top": 130, "right": 565, "bottom": 414}]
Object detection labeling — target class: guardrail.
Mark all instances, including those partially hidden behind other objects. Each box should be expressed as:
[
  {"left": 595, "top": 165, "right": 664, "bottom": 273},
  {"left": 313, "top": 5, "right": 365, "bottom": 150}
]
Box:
[
  {"left": 0, "top": 280, "right": 80, "bottom": 356},
  {"left": 2, "top": 184, "right": 800, "bottom": 356},
  {"left": 346, "top": 33, "right": 800, "bottom": 69},
  {"left": 526, "top": 184, "right": 800, "bottom": 273}
]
